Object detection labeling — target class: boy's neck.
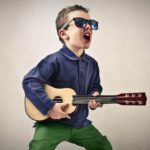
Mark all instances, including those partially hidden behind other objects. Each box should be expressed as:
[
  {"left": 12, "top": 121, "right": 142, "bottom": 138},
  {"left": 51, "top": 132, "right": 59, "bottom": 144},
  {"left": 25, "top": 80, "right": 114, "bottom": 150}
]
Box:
[{"left": 65, "top": 44, "right": 84, "bottom": 57}]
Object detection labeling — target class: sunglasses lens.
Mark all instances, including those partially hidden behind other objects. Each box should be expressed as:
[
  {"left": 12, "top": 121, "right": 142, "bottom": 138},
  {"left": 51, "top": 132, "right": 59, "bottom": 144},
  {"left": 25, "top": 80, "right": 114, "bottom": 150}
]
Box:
[
  {"left": 74, "top": 18, "right": 98, "bottom": 30},
  {"left": 74, "top": 18, "right": 87, "bottom": 28},
  {"left": 90, "top": 20, "right": 98, "bottom": 30}
]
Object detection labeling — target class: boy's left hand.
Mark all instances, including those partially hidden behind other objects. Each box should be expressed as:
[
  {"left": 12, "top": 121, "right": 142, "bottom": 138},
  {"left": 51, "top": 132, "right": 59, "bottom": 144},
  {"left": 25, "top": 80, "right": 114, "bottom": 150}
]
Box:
[{"left": 88, "top": 91, "right": 103, "bottom": 109}]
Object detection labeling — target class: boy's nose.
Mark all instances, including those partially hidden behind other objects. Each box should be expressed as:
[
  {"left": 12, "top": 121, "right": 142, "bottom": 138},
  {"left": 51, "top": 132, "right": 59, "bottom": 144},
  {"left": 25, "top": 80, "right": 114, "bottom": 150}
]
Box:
[{"left": 84, "top": 23, "right": 92, "bottom": 30}]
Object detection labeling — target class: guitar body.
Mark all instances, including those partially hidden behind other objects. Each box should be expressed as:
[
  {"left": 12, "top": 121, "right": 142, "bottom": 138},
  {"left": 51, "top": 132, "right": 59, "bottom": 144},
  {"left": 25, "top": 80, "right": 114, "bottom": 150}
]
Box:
[{"left": 25, "top": 85, "right": 76, "bottom": 121}]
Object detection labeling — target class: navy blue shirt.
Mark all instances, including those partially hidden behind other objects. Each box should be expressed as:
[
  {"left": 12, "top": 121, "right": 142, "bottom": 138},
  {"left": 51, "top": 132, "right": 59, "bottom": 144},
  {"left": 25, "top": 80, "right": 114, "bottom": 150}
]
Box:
[{"left": 22, "top": 45, "right": 103, "bottom": 128}]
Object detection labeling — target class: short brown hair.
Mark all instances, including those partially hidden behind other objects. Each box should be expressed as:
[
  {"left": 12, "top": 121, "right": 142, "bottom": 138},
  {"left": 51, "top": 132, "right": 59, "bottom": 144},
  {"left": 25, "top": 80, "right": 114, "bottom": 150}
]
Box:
[{"left": 55, "top": 5, "right": 89, "bottom": 43}]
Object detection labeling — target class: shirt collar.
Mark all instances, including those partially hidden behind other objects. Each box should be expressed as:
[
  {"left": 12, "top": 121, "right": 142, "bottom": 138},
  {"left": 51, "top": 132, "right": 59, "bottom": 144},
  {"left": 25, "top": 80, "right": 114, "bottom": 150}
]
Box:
[{"left": 60, "top": 45, "right": 89, "bottom": 62}]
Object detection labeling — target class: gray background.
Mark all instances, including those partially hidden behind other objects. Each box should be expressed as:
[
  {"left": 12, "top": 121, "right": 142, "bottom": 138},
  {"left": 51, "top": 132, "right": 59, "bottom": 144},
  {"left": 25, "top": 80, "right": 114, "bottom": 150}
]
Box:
[{"left": 0, "top": 0, "right": 150, "bottom": 150}]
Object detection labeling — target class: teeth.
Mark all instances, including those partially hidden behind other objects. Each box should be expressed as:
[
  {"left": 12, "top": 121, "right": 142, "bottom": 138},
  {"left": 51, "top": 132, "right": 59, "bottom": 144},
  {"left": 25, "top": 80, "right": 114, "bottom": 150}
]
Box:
[{"left": 85, "top": 33, "right": 90, "bottom": 36}]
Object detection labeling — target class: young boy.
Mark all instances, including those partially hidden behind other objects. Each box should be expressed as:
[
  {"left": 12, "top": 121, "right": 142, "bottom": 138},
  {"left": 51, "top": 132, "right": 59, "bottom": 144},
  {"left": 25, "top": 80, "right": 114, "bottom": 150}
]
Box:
[{"left": 23, "top": 4, "right": 112, "bottom": 150}]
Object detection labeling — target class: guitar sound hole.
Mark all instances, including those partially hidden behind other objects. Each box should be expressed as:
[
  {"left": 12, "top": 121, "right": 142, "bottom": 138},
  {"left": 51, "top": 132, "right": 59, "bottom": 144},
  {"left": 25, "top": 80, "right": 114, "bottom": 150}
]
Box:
[{"left": 53, "top": 96, "right": 63, "bottom": 103}]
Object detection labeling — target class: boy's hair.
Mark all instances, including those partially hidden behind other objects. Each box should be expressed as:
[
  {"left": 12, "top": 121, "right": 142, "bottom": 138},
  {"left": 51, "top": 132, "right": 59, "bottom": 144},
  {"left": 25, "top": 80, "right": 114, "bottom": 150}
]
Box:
[{"left": 55, "top": 5, "right": 89, "bottom": 43}]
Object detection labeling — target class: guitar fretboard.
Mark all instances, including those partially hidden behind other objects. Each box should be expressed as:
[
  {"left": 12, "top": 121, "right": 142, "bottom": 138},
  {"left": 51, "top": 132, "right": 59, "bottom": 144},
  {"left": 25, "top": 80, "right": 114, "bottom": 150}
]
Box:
[{"left": 72, "top": 95, "right": 115, "bottom": 105}]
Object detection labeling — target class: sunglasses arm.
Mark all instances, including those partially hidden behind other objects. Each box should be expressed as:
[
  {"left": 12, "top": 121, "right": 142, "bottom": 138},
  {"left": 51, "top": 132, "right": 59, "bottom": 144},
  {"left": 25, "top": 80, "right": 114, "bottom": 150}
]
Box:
[{"left": 61, "top": 19, "right": 73, "bottom": 29}]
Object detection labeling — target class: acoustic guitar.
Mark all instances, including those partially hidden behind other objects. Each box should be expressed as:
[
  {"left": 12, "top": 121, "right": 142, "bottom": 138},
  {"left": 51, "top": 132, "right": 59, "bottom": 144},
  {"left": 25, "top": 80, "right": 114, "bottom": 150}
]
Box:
[{"left": 25, "top": 85, "right": 147, "bottom": 121}]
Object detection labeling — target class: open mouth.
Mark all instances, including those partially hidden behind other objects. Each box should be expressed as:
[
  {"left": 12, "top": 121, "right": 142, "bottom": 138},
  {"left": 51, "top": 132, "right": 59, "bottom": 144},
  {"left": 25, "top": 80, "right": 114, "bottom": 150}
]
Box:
[{"left": 83, "top": 33, "right": 91, "bottom": 41}]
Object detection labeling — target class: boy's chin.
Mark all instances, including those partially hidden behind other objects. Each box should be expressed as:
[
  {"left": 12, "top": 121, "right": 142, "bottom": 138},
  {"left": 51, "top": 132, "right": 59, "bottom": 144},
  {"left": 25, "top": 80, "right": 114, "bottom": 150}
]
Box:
[
  {"left": 83, "top": 43, "right": 91, "bottom": 49},
  {"left": 84, "top": 46, "right": 90, "bottom": 49}
]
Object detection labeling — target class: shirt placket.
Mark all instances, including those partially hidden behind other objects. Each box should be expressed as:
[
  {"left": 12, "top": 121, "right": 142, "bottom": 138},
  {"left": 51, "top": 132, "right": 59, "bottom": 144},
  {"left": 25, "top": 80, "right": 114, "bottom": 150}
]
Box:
[{"left": 78, "top": 59, "right": 87, "bottom": 95}]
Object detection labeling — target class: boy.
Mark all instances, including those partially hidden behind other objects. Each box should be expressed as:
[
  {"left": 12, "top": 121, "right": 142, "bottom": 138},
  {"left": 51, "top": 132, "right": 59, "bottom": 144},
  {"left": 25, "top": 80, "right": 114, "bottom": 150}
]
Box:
[{"left": 23, "top": 4, "right": 112, "bottom": 150}]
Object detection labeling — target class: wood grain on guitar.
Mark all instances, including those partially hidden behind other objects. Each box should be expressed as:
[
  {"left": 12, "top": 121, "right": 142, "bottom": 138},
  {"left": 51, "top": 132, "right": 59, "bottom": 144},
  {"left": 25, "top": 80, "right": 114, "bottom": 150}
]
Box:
[{"left": 25, "top": 85, "right": 147, "bottom": 121}]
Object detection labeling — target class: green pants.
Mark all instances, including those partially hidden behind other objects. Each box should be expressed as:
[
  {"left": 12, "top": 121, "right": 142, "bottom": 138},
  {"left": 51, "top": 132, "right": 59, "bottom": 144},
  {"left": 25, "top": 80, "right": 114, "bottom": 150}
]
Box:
[{"left": 29, "top": 122, "right": 112, "bottom": 150}]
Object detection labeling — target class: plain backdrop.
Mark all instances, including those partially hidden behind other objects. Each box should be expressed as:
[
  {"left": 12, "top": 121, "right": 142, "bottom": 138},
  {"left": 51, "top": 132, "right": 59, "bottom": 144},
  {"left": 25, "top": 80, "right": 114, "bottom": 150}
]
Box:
[{"left": 0, "top": 0, "right": 150, "bottom": 150}]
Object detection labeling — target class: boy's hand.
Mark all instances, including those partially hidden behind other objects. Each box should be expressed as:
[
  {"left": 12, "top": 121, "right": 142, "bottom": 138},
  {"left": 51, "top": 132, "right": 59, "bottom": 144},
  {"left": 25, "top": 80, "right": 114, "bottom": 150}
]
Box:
[
  {"left": 47, "top": 103, "right": 71, "bottom": 120},
  {"left": 88, "top": 91, "right": 103, "bottom": 109}
]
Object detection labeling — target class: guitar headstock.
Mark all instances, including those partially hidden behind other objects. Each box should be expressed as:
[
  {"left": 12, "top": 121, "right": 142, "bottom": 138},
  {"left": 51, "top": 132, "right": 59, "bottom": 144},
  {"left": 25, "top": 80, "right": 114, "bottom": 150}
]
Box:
[{"left": 115, "top": 92, "right": 147, "bottom": 105}]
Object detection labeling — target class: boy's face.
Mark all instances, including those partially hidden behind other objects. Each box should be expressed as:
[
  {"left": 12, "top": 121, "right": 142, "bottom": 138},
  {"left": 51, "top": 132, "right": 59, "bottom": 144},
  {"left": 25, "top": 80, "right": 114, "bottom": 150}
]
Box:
[{"left": 62, "top": 10, "right": 93, "bottom": 51}]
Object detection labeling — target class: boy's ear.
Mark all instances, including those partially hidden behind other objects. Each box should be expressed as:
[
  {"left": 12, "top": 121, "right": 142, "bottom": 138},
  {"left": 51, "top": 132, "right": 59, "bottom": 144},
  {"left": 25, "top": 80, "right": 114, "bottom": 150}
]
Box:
[{"left": 58, "top": 29, "right": 69, "bottom": 41}]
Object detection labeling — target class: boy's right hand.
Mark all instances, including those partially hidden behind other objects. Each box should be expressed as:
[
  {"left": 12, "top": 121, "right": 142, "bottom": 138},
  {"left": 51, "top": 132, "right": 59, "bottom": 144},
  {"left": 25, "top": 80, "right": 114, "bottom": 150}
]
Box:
[{"left": 47, "top": 103, "right": 71, "bottom": 120}]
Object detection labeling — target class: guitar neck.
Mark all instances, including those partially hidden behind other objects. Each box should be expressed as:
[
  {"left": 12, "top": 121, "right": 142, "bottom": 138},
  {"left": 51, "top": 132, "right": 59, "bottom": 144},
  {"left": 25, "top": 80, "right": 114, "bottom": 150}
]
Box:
[{"left": 73, "top": 95, "right": 116, "bottom": 105}]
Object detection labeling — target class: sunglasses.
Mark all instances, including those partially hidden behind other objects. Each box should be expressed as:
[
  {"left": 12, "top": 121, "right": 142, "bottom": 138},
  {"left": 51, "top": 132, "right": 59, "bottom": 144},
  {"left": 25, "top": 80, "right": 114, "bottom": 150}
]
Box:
[{"left": 61, "top": 17, "right": 98, "bottom": 30}]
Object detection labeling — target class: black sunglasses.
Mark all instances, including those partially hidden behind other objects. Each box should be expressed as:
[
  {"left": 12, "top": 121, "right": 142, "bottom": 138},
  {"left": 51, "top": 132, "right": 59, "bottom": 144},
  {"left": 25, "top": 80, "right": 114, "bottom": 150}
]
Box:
[{"left": 61, "top": 17, "right": 98, "bottom": 30}]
